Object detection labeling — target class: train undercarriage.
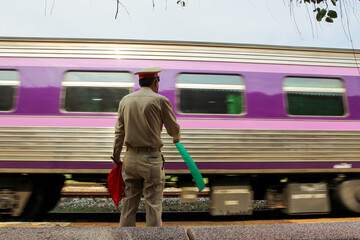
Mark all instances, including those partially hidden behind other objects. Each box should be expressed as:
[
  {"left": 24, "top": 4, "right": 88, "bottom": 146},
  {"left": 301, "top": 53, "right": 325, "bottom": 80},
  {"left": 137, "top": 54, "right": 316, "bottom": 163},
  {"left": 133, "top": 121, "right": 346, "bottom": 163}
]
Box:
[
  {"left": 0, "top": 174, "right": 65, "bottom": 220},
  {"left": 1, "top": 173, "right": 360, "bottom": 220},
  {"left": 180, "top": 173, "right": 360, "bottom": 216}
]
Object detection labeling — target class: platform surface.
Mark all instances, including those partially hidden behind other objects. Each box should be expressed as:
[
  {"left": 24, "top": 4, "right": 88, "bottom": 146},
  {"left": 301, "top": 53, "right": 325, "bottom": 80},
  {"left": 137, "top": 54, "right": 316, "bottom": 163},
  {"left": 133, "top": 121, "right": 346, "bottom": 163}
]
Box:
[{"left": 1, "top": 221, "right": 360, "bottom": 240}]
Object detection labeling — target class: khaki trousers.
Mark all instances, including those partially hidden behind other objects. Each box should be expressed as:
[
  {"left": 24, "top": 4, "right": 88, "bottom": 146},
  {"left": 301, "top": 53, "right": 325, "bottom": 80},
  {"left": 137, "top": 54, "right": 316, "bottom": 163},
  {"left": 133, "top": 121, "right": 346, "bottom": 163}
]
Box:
[{"left": 119, "top": 148, "right": 165, "bottom": 227}]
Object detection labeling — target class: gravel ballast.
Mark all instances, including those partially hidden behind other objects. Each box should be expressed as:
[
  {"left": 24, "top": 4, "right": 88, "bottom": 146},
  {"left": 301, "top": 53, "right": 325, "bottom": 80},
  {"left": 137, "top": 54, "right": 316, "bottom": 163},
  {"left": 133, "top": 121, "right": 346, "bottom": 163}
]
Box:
[{"left": 51, "top": 197, "right": 267, "bottom": 212}]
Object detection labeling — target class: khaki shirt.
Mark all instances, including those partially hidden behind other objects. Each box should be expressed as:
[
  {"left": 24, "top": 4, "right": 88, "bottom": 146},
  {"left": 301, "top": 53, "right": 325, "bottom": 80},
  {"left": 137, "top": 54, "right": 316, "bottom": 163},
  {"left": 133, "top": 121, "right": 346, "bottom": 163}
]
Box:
[{"left": 112, "top": 87, "right": 180, "bottom": 162}]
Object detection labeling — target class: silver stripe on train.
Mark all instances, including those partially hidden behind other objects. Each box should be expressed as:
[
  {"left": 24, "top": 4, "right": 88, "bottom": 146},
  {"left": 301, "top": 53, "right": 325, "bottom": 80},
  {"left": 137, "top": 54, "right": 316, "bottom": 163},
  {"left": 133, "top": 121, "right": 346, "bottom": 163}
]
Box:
[
  {"left": 0, "top": 38, "right": 359, "bottom": 67},
  {"left": 1, "top": 127, "right": 360, "bottom": 165}
]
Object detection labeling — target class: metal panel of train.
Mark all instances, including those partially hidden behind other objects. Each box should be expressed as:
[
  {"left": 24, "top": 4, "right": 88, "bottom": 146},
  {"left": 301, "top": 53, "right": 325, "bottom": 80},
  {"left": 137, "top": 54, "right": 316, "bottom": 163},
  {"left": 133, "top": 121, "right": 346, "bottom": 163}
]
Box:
[{"left": 0, "top": 38, "right": 360, "bottom": 219}]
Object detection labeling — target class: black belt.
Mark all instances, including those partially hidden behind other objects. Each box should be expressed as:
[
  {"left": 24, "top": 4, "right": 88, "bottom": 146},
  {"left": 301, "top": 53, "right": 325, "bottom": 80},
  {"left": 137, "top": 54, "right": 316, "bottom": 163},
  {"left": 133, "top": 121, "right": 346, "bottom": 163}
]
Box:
[{"left": 126, "top": 146, "right": 161, "bottom": 152}]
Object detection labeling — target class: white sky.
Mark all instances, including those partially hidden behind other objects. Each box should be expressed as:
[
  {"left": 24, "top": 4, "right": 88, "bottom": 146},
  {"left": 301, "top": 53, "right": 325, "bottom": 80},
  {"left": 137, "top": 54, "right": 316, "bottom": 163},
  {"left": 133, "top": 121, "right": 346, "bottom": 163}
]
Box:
[{"left": 0, "top": 0, "right": 359, "bottom": 49}]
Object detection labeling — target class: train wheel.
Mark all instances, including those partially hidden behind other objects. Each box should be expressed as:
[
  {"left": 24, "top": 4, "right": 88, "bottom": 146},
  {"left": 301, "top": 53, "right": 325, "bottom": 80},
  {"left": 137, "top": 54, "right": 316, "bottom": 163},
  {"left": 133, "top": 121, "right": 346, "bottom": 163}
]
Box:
[
  {"left": 39, "top": 175, "right": 65, "bottom": 214},
  {"left": 20, "top": 174, "right": 64, "bottom": 220},
  {"left": 335, "top": 179, "right": 360, "bottom": 213},
  {"left": 20, "top": 184, "right": 46, "bottom": 220}
]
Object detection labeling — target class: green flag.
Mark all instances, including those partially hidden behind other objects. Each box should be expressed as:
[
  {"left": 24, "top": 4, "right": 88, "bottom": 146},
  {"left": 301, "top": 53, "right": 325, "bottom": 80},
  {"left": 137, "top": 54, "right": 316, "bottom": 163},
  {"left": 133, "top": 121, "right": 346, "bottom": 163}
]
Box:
[{"left": 174, "top": 142, "right": 205, "bottom": 192}]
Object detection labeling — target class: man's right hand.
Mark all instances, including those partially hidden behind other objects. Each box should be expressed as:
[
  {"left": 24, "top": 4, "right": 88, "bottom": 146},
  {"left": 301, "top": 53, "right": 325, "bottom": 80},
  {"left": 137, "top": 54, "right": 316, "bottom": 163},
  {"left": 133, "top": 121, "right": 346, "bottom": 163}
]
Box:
[{"left": 110, "top": 156, "right": 121, "bottom": 167}]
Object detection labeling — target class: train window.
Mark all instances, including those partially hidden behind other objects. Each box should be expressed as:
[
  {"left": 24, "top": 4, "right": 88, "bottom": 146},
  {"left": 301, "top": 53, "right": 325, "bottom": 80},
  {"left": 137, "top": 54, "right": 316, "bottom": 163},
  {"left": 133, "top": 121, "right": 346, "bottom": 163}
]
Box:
[
  {"left": 0, "top": 70, "right": 19, "bottom": 111},
  {"left": 284, "top": 77, "right": 346, "bottom": 116},
  {"left": 176, "top": 73, "right": 244, "bottom": 114},
  {"left": 62, "top": 71, "right": 134, "bottom": 113}
]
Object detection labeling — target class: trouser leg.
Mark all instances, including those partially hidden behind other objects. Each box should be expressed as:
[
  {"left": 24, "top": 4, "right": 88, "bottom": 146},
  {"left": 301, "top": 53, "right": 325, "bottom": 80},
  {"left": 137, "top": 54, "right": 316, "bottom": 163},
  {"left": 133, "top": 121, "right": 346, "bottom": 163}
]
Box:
[
  {"left": 143, "top": 179, "right": 165, "bottom": 226},
  {"left": 120, "top": 153, "right": 143, "bottom": 227},
  {"left": 142, "top": 153, "right": 165, "bottom": 227}
]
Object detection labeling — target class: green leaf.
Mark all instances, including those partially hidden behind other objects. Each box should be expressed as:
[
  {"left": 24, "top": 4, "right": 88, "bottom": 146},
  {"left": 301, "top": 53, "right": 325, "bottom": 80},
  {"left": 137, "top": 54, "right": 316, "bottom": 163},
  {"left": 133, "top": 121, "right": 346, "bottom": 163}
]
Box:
[
  {"left": 325, "top": 17, "right": 334, "bottom": 23},
  {"left": 320, "top": 9, "right": 327, "bottom": 17},
  {"left": 331, "top": 0, "right": 337, "bottom": 6},
  {"left": 328, "top": 10, "right": 338, "bottom": 18},
  {"left": 177, "top": 0, "right": 180, "bottom": 4},
  {"left": 316, "top": 9, "right": 327, "bottom": 21},
  {"left": 182, "top": 1, "right": 185, "bottom": 7}
]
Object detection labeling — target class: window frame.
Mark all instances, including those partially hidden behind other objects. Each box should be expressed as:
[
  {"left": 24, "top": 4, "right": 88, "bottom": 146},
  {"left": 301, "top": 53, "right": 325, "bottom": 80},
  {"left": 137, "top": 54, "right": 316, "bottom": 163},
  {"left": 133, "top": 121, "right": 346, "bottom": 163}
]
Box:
[
  {"left": 60, "top": 70, "right": 134, "bottom": 114},
  {"left": 175, "top": 72, "right": 246, "bottom": 116},
  {"left": 0, "top": 69, "right": 20, "bottom": 112},
  {"left": 283, "top": 76, "right": 348, "bottom": 117}
]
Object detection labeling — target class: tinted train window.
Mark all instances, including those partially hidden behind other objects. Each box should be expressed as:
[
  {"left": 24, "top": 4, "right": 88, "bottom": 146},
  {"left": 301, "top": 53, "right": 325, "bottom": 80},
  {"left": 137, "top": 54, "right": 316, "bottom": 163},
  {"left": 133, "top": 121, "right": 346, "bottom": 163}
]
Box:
[
  {"left": 62, "top": 71, "right": 133, "bottom": 113},
  {"left": 177, "top": 73, "right": 244, "bottom": 114},
  {"left": 284, "top": 77, "right": 346, "bottom": 116},
  {"left": 0, "top": 70, "right": 19, "bottom": 111}
]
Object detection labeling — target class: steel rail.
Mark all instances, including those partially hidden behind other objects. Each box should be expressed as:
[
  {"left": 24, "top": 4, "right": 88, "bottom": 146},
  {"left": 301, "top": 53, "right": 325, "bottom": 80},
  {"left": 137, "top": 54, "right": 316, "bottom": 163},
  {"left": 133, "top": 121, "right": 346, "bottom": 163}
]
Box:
[{"left": 60, "top": 183, "right": 209, "bottom": 198}]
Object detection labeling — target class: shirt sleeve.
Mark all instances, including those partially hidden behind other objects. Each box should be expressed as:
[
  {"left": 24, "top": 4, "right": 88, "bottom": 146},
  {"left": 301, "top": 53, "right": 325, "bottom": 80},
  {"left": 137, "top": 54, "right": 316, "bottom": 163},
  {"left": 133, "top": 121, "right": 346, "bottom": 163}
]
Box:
[
  {"left": 161, "top": 98, "right": 180, "bottom": 142},
  {"left": 112, "top": 100, "right": 125, "bottom": 164}
]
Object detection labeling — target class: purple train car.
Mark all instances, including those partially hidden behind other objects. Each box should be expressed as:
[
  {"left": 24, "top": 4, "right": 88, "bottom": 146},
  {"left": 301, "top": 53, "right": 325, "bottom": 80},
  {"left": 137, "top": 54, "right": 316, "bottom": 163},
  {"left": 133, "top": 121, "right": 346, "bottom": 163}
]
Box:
[{"left": 1, "top": 38, "right": 360, "bottom": 218}]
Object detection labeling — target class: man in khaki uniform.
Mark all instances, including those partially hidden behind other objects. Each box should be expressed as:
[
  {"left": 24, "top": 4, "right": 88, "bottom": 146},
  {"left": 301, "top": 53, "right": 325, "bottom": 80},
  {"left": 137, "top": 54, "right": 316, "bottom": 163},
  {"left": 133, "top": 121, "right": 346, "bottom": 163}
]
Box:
[{"left": 112, "top": 66, "right": 180, "bottom": 227}]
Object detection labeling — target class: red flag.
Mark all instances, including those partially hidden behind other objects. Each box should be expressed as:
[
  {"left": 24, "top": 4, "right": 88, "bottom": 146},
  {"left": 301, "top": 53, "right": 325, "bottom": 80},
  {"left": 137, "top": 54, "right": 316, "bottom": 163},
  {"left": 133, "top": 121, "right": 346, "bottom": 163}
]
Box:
[{"left": 107, "top": 164, "right": 124, "bottom": 211}]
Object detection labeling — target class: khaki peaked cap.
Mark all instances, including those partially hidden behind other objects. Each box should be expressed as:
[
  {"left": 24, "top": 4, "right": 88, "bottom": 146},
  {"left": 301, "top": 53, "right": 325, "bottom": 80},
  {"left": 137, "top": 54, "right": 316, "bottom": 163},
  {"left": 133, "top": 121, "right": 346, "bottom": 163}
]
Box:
[{"left": 134, "top": 67, "right": 162, "bottom": 79}]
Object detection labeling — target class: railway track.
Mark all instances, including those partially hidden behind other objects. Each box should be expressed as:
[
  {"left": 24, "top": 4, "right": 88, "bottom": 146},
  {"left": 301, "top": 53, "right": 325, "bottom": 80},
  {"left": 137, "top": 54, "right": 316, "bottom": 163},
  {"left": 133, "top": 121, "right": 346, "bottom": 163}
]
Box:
[{"left": 61, "top": 183, "right": 209, "bottom": 198}]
